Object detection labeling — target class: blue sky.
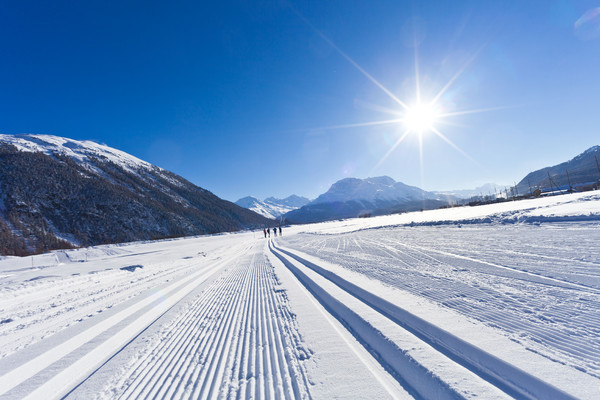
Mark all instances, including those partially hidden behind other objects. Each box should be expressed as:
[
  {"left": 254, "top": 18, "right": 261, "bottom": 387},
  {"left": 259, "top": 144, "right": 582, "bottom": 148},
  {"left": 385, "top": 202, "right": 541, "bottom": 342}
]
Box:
[{"left": 1, "top": 1, "right": 600, "bottom": 201}]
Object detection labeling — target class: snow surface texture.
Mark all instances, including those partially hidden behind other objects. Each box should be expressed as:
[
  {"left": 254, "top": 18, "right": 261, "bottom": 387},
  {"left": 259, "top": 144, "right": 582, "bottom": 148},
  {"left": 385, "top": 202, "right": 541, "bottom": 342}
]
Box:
[{"left": 0, "top": 192, "right": 599, "bottom": 398}]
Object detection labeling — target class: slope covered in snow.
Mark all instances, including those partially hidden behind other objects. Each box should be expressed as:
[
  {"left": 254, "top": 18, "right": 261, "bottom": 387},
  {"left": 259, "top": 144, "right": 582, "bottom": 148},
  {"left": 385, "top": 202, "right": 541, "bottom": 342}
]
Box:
[
  {"left": 0, "top": 134, "right": 154, "bottom": 174},
  {"left": 516, "top": 145, "right": 600, "bottom": 194},
  {"left": 235, "top": 195, "right": 310, "bottom": 219},
  {"left": 435, "top": 183, "right": 506, "bottom": 199},
  {"left": 312, "top": 176, "right": 440, "bottom": 204},
  {"left": 285, "top": 176, "right": 449, "bottom": 223},
  {"left": 0, "top": 134, "right": 271, "bottom": 255},
  {"left": 0, "top": 191, "right": 599, "bottom": 399},
  {"left": 265, "top": 194, "right": 310, "bottom": 208}
]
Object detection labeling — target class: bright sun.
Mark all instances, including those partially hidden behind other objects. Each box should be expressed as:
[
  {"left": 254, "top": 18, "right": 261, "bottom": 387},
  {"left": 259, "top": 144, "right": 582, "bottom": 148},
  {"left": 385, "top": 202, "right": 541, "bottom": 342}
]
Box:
[
  {"left": 403, "top": 102, "right": 438, "bottom": 133},
  {"left": 297, "top": 18, "right": 488, "bottom": 172}
]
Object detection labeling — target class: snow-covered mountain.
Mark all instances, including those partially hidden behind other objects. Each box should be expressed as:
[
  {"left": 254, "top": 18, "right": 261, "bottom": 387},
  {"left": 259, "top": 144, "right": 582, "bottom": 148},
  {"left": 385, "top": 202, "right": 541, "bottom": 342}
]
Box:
[
  {"left": 311, "top": 176, "right": 438, "bottom": 205},
  {"left": 265, "top": 195, "right": 310, "bottom": 209},
  {"left": 0, "top": 134, "right": 271, "bottom": 255},
  {"left": 235, "top": 195, "right": 310, "bottom": 219},
  {"left": 435, "top": 183, "right": 506, "bottom": 199},
  {"left": 285, "top": 176, "right": 448, "bottom": 223},
  {"left": 2, "top": 134, "right": 154, "bottom": 174},
  {"left": 516, "top": 145, "right": 600, "bottom": 194}
]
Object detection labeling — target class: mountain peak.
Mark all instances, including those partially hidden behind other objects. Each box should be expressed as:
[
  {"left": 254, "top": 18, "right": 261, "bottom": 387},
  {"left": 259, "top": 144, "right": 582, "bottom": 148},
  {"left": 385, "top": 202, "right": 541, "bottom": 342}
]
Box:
[
  {"left": 235, "top": 195, "right": 309, "bottom": 219},
  {"left": 285, "top": 176, "right": 447, "bottom": 223},
  {"left": 576, "top": 145, "right": 600, "bottom": 160},
  {"left": 314, "top": 175, "right": 431, "bottom": 204},
  {"left": 265, "top": 195, "right": 311, "bottom": 208},
  {"left": 365, "top": 176, "right": 396, "bottom": 186},
  {"left": 234, "top": 196, "right": 261, "bottom": 209},
  {"left": 1, "top": 134, "right": 155, "bottom": 174}
]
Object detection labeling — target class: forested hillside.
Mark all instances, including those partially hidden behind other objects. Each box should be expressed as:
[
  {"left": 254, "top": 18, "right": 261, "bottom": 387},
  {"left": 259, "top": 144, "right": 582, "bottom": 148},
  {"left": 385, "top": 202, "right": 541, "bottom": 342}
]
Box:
[{"left": 0, "top": 141, "right": 270, "bottom": 255}]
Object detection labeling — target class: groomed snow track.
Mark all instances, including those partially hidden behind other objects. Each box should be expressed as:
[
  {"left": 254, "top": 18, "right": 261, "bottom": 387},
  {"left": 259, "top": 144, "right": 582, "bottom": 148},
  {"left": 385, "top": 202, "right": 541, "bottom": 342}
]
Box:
[
  {"left": 1, "top": 223, "right": 596, "bottom": 399},
  {"left": 0, "top": 241, "right": 312, "bottom": 399},
  {"left": 111, "top": 246, "right": 311, "bottom": 400},
  {"left": 269, "top": 240, "right": 576, "bottom": 400}
]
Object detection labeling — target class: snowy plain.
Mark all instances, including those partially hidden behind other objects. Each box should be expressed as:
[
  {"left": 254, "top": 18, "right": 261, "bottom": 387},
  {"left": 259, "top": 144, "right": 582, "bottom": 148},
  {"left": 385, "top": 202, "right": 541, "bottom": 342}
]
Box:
[{"left": 1, "top": 191, "right": 600, "bottom": 399}]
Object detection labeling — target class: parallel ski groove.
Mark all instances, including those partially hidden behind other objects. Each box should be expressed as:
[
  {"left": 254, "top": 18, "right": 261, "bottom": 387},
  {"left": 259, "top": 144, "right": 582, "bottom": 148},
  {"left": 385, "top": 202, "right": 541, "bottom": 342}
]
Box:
[
  {"left": 102, "top": 242, "right": 310, "bottom": 399},
  {"left": 0, "top": 258, "right": 208, "bottom": 359},
  {"left": 271, "top": 241, "right": 577, "bottom": 400},
  {"left": 289, "top": 229, "right": 600, "bottom": 376},
  {"left": 119, "top": 256, "right": 246, "bottom": 399}
]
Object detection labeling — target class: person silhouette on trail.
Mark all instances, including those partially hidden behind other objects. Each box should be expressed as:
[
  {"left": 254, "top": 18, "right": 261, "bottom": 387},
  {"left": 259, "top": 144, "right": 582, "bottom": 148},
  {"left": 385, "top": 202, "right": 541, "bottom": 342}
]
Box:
[
  {"left": 263, "top": 228, "right": 266, "bottom": 238},
  {"left": 267, "top": 228, "right": 270, "bottom": 238},
  {"left": 279, "top": 226, "right": 282, "bottom": 235},
  {"left": 273, "top": 227, "right": 277, "bottom": 237}
]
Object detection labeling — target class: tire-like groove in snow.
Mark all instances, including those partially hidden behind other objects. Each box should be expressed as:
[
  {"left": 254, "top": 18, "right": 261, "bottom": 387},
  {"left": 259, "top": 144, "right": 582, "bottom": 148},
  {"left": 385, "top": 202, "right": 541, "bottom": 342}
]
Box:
[{"left": 270, "top": 241, "right": 576, "bottom": 400}]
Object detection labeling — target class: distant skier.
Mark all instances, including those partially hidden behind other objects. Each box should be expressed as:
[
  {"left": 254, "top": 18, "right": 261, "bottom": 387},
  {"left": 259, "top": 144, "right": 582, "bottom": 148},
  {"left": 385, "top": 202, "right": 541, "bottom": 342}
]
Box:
[
  {"left": 267, "top": 228, "right": 270, "bottom": 238},
  {"left": 263, "top": 228, "right": 266, "bottom": 238},
  {"left": 279, "top": 226, "right": 282, "bottom": 235},
  {"left": 273, "top": 227, "right": 277, "bottom": 237}
]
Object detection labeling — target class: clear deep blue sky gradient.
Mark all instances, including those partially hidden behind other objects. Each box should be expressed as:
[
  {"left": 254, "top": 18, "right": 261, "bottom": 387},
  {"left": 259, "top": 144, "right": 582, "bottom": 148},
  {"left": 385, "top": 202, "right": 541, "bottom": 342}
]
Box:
[{"left": 2, "top": 1, "right": 600, "bottom": 201}]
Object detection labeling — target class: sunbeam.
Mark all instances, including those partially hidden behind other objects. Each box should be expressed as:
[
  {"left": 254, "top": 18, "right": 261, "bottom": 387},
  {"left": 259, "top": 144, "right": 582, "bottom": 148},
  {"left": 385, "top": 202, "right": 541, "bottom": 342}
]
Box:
[
  {"left": 430, "top": 44, "right": 486, "bottom": 105},
  {"left": 354, "top": 99, "right": 404, "bottom": 117},
  {"left": 438, "top": 105, "right": 518, "bottom": 118},
  {"left": 371, "top": 129, "right": 412, "bottom": 173},
  {"left": 418, "top": 130, "right": 425, "bottom": 192},
  {"left": 289, "top": 5, "right": 409, "bottom": 110},
  {"left": 289, "top": 5, "right": 505, "bottom": 179},
  {"left": 414, "top": 35, "right": 421, "bottom": 104},
  {"left": 431, "top": 126, "right": 480, "bottom": 166},
  {"left": 310, "top": 118, "right": 405, "bottom": 132}
]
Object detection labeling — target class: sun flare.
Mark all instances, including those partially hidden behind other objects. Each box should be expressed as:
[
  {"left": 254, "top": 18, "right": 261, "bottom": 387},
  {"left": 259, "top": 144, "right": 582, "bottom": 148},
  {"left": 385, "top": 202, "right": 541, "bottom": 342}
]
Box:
[
  {"left": 295, "top": 14, "right": 491, "bottom": 174},
  {"left": 403, "top": 102, "right": 438, "bottom": 134}
]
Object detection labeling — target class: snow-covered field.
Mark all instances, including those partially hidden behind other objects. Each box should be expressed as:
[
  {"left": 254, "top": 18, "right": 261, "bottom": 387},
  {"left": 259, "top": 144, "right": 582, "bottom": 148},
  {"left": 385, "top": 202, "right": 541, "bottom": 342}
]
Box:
[{"left": 1, "top": 191, "right": 600, "bottom": 399}]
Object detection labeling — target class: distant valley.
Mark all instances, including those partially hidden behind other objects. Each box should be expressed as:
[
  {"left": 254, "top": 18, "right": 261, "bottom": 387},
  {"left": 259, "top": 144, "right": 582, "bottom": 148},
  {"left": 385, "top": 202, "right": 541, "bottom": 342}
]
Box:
[
  {"left": 1, "top": 134, "right": 598, "bottom": 255},
  {"left": 236, "top": 146, "right": 600, "bottom": 224}
]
